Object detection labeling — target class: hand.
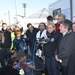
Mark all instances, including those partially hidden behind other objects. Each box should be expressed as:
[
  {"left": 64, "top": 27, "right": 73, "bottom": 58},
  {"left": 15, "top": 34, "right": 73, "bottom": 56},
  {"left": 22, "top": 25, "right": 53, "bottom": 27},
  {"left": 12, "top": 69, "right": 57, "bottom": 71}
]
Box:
[
  {"left": 55, "top": 55, "right": 60, "bottom": 62},
  {"left": 28, "top": 64, "right": 35, "bottom": 69},
  {"left": 45, "top": 37, "right": 50, "bottom": 42},
  {"left": 11, "top": 50, "right": 15, "bottom": 53},
  {"left": 24, "top": 34, "right": 27, "bottom": 38},
  {"left": 23, "top": 47, "right": 26, "bottom": 50},
  {"left": 41, "top": 56, "right": 45, "bottom": 61}
]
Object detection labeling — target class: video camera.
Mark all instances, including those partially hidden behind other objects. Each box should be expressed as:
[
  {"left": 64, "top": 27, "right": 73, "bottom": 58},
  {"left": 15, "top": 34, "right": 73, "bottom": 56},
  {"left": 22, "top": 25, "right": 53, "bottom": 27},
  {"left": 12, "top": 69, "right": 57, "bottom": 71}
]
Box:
[
  {"left": 36, "top": 37, "right": 50, "bottom": 45},
  {"left": 36, "top": 37, "right": 45, "bottom": 45}
]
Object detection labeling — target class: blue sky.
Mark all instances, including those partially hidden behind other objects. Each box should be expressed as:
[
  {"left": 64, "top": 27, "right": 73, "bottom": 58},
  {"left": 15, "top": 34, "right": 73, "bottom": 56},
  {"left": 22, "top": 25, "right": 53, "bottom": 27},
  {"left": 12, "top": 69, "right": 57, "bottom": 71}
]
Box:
[{"left": 0, "top": 0, "right": 58, "bottom": 21}]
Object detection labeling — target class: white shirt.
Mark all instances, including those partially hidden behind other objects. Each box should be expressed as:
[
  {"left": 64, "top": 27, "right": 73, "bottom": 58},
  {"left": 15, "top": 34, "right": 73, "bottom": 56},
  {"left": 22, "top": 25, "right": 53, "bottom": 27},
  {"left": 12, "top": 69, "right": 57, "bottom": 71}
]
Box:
[
  {"left": 36, "top": 29, "right": 47, "bottom": 41},
  {"left": 63, "top": 30, "right": 68, "bottom": 36}
]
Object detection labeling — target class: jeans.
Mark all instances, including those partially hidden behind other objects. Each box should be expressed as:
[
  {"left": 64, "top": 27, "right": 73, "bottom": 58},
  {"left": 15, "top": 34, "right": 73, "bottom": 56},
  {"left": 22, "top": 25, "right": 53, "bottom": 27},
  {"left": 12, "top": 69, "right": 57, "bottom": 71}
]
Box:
[{"left": 45, "top": 56, "right": 59, "bottom": 75}]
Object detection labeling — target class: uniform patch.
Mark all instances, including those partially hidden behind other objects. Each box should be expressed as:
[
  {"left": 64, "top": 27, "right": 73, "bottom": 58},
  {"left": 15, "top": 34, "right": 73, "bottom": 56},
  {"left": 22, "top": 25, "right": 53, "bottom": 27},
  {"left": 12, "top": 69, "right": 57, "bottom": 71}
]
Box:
[{"left": 51, "top": 38, "right": 54, "bottom": 42}]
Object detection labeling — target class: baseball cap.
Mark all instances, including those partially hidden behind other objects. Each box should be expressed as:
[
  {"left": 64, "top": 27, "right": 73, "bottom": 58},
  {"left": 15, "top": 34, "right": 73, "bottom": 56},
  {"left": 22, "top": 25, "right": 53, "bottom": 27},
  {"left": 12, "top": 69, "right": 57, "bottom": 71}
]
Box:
[{"left": 16, "top": 51, "right": 26, "bottom": 61}]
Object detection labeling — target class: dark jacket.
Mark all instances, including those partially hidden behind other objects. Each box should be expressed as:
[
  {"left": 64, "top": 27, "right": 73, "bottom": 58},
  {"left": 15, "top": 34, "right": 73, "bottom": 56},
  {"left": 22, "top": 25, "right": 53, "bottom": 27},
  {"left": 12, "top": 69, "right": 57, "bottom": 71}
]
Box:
[
  {"left": 44, "top": 31, "right": 60, "bottom": 57},
  {"left": 13, "top": 37, "right": 27, "bottom": 52},
  {"left": 26, "top": 27, "right": 39, "bottom": 47},
  {"left": 0, "top": 66, "right": 19, "bottom": 75},
  {"left": 1, "top": 29, "right": 11, "bottom": 48},
  {"left": 67, "top": 51, "right": 75, "bottom": 75},
  {"left": 16, "top": 58, "right": 33, "bottom": 75},
  {"left": 57, "top": 30, "right": 75, "bottom": 67},
  {"left": 0, "top": 31, "right": 3, "bottom": 46}
]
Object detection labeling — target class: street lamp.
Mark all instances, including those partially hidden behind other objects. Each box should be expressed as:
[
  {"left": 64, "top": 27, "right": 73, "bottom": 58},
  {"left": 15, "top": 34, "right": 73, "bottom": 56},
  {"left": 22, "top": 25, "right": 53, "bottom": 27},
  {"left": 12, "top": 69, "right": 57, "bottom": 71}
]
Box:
[
  {"left": 23, "top": 3, "right": 26, "bottom": 17},
  {"left": 8, "top": 11, "right": 11, "bottom": 25},
  {"left": 4, "top": 13, "right": 6, "bottom": 22},
  {"left": 15, "top": 0, "right": 18, "bottom": 22}
]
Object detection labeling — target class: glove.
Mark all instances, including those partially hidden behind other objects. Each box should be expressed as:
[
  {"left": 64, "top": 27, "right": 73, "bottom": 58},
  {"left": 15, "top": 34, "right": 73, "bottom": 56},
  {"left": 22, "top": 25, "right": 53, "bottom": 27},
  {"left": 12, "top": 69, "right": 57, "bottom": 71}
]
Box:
[{"left": 45, "top": 37, "right": 50, "bottom": 42}]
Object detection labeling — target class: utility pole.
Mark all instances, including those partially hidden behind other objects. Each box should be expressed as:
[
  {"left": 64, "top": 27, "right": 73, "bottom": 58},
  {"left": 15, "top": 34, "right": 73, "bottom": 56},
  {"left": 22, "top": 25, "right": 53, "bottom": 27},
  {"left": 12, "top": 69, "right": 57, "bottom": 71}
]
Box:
[
  {"left": 15, "top": 0, "right": 18, "bottom": 21},
  {"left": 4, "top": 13, "right": 6, "bottom": 22},
  {"left": 23, "top": 3, "right": 26, "bottom": 17},
  {"left": 8, "top": 11, "right": 11, "bottom": 25},
  {"left": 70, "top": 0, "right": 73, "bottom": 22}
]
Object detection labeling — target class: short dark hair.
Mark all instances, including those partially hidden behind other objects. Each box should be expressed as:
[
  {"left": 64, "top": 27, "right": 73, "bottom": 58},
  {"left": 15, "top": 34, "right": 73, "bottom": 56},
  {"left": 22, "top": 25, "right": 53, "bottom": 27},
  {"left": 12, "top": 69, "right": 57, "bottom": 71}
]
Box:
[
  {"left": 7, "top": 57, "right": 17, "bottom": 67},
  {"left": 47, "top": 15, "right": 53, "bottom": 21},
  {"left": 27, "top": 23, "right": 32, "bottom": 27},
  {"left": 2, "top": 23, "right": 7, "bottom": 26},
  {"left": 60, "top": 19, "right": 72, "bottom": 30},
  {"left": 16, "top": 51, "right": 26, "bottom": 61}
]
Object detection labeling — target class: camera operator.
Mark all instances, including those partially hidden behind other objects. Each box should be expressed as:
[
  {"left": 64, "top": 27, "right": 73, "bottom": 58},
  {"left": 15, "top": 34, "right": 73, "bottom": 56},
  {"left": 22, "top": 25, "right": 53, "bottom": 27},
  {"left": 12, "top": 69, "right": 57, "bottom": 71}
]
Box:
[
  {"left": 44, "top": 22, "right": 60, "bottom": 75},
  {"left": 35, "top": 22, "right": 47, "bottom": 74},
  {"left": 36, "top": 22, "right": 46, "bottom": 53},
  {"left": 36, "top": 22, "right": 46, "bottom": 41}
]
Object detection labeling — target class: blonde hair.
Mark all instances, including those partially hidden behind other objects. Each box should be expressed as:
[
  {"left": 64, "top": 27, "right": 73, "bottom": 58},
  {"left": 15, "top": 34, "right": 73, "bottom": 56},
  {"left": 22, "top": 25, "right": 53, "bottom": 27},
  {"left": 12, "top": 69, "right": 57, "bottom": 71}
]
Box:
[
  {"left": 47, "top": 21, "right": 56, "bottom": 28},
  {"left": 14, "top": 30, "right": 21, "bottom": 37},
  {"left": 14, "top": 25, "right": 20, "bottom": 31}
]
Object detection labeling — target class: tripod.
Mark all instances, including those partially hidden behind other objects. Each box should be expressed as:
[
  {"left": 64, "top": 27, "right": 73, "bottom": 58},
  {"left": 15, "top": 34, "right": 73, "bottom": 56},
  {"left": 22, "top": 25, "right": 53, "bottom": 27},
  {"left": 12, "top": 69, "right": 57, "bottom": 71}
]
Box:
[
  {"left": 31, "top": 41, "right": 36, "bottom": 75},
  {"left": 40, "top": 41, "right": 46, "bottom": 75},
  {"left": 32, "top": 40, "right": 44, "bottom": 75},
  {"left": 36, "top": 40, "right": 46, "bottom": 74}
]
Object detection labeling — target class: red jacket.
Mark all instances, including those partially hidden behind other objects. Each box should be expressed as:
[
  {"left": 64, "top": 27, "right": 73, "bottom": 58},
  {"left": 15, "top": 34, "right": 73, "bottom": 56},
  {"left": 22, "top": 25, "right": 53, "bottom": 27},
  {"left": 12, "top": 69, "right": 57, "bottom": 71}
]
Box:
[{"left": 55, "top": 23, "right": 60, "bottom": 32}]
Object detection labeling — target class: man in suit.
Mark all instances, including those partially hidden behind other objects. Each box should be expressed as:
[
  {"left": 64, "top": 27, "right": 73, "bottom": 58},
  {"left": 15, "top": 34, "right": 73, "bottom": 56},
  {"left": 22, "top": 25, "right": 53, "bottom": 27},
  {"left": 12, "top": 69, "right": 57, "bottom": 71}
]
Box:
[
  {"left": 67, "top": 22, "right": 75, "bottom": 75},
  {"left": 55, "top": 19, "right": 75, "bottom": 75}
]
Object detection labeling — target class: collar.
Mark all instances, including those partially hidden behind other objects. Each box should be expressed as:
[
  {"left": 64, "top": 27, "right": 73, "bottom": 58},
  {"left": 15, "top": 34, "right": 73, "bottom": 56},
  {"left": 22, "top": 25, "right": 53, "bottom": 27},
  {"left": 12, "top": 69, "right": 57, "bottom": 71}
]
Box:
[
  {"left": 50, "top": 31, "right": 55, "bottom": 35},
  {"left": 39, "top": 29, "right": 46, "bottom": 33},
  {"left": 63, "top": 31, "right": 68, "bottom": 36},
  {"left": 29, "top": 27, "right": 34, "bottom": 32},
  {"left": 2, "top": 29, "right": 8, "bottom": 32},
  {"left": 63, "top": 30, "right": 72, "bottom": 36}
]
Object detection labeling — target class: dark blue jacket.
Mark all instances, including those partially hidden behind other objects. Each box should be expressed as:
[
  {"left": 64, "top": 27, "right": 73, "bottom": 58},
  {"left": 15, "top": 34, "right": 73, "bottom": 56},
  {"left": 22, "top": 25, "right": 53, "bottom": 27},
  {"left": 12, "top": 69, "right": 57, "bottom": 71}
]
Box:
[
  {"left": 44, "top": 31, "right": 61, "bottom": 57},
  {"left": 13, "top": 37, "right": 27, "bottom": 52}
]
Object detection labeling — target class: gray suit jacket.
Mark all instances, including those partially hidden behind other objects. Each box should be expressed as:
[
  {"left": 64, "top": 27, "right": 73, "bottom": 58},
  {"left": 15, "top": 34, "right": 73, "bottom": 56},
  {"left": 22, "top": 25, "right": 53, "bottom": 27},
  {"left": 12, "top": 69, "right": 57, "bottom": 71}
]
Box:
[{"left": 58, "top": 30, "right": 75, "bottom": 66}]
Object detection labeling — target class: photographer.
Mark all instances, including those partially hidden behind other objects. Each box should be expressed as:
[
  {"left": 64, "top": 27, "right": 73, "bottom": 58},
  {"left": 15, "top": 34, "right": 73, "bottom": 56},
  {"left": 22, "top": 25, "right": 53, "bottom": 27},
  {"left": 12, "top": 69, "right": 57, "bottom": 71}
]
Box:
[
  {"left": 36, "top": 22, "right": 46, "bottom": 41},
  {"left": 44, "top": 22, "right": 60, "bottom": 75}
]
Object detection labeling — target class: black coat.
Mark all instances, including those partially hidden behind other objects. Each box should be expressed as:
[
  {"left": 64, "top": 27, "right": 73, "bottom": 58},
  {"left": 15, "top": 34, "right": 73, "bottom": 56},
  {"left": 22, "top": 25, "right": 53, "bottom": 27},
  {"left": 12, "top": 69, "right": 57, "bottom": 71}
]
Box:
[
  {"left": 44, "top": 31, "right": 60, "bottom": 57},
  {"left": 26, "top": 27, "right": 39, "bottom": 47},
  {"left": 0, "top": 31, "right": 3, "bottom": 45},
  {"left": 57, "top": 30, "right": 75, "bottom": 67},
  {"left": 0, "top": 66, "right": 19, "bottom": 75},
  {"left": 1, "top": 29, "right": 11, "bottom": 48},
  {"left": 67, "top": 50, "right": 75, "bottom": 75}
]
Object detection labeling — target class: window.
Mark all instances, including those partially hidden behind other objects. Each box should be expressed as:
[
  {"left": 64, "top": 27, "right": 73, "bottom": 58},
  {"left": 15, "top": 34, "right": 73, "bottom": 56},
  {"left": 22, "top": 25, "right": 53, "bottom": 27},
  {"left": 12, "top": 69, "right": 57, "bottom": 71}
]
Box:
[{"left": 53, "top": 8, "right": 61, "bottom": 18}]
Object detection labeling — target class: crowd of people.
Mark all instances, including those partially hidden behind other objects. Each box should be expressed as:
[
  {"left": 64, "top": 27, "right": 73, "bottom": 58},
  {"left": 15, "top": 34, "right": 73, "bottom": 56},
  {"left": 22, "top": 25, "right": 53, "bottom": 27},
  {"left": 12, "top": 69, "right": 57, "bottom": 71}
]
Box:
[{"left": 0, "top": 13, "right": 75, "bottom": 75}]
